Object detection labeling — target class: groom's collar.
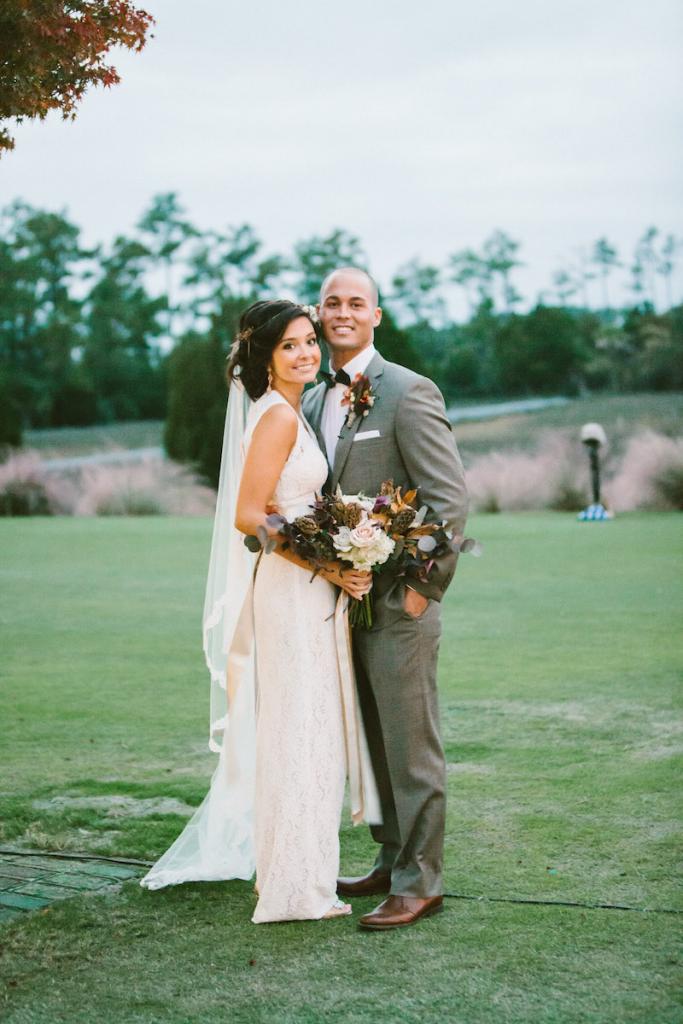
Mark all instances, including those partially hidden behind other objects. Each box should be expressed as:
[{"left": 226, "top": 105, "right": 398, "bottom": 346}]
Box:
[
  {"left": 365, "top": 349, "right": 385, "bottom": 382},
  {"left": 328, "top": 344, "right": 377, "bottom": 381}
]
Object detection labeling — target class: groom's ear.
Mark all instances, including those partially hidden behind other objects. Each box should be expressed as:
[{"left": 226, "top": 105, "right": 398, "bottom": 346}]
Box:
[{"left": 373, "top": 306, "right": 383, "bottom": 328}]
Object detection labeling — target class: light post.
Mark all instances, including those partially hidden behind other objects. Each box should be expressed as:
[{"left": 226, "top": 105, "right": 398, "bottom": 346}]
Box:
[{"left": 577, "top": 422, "right": 613, "bottom": 521}]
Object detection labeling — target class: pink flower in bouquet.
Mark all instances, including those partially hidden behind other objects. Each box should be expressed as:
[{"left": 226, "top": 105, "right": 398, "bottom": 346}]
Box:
[{"left": 349, "top": 519, "right": 379, "bottom": 548}]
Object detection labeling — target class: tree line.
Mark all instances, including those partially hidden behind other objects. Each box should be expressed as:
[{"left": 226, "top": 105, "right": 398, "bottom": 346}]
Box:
[{"left": 1, "top": 194, "right": 681, "bottom": 484}]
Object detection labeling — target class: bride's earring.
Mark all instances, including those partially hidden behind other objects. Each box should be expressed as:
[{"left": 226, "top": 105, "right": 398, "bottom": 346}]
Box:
[{"left": 267, "top": 367, "right": 273, "bottom": 392}]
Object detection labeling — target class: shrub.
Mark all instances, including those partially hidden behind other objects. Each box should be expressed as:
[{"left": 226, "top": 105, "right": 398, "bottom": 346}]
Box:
[
  {"left": 81, "top": 470, "right": 166, "bottom": 516},
  {"left": 0, "top": 372, "right": 23, "bottom": 447},
  {"left": 607, "top": 431, "right": 683, "bottom": 511},
  {"left": 465, "top": 434, "right": 589, "bottom": 513},
  {"left": 0, "top": 453, "right": 75, "bottom": 516},
  {"left": 464, "top": 429, "right": 683, "bottom": 513},
  {"left": 0, "top": 452, "right": 215, "bottom": 517},
  {"left": 655, "top": 465, "right": 683, "bottom": 509},
  {"left": 75, "top": 459, "right": 216, "bottom": 516},
  {"left": 50, "top": 370, "right": 99, "bottom": 427},
  {"left": 164, "top": 333, "right": 228, "bottom": 488}
]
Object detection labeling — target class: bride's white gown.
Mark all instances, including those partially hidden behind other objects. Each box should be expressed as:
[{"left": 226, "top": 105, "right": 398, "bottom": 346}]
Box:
[
  {"left": 140, "top": 389, "right": 379, "bottom": 923},
  {"left": 250, "top": 391, "right": 347, "bottom": 922}
]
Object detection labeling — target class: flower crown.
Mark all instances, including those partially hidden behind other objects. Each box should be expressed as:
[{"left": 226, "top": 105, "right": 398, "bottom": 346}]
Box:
[{"left": 299, "top": 304, "right": 320, "bottom": 325}]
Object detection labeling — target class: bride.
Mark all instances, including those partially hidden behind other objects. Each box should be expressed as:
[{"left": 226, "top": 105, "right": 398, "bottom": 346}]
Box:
[{"left": 140, "top": 299, "right": 380, "bottom": 922}]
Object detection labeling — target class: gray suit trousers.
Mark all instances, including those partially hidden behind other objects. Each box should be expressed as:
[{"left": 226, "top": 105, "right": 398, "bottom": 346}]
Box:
[{"left": 352, "top": 598, "right": 446, "bottom": 898}]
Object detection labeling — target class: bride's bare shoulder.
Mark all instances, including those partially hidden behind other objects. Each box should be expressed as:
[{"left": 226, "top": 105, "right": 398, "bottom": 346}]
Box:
[{"left": 250, "top": 395, "right": 298, "bottom": 444}]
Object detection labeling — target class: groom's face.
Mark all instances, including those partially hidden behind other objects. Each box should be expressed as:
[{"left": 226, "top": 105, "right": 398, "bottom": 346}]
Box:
[{"left": 318, "top": 271, "right": 382, "bottom": 362}]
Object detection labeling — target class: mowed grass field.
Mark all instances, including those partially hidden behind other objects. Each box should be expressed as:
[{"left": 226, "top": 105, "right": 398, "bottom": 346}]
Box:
[{"left": 1, "top": 513, "right": 682, "bottom": 1024}]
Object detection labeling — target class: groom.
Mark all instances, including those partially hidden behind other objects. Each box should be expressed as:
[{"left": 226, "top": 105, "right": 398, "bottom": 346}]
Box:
[{"left": 303, "top": 267, "right": 468, "bottom": 929}]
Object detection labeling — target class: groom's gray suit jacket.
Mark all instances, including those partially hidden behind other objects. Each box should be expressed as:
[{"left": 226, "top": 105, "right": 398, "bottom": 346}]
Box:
[
  {"left": 304, "top": 351, "right": 468, "bottom": 897},
  {"left": 303, "top": 351, "right": 468, "bottom": 629}
]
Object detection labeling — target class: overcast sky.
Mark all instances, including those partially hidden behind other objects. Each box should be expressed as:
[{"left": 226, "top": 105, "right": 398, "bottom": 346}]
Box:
[{"left": 2, "top": 0, "right": 682, "bottom": 313}]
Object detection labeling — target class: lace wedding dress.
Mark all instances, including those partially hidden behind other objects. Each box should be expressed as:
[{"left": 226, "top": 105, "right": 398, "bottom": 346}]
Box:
[
  {"left": 140, "top": 389, "right": 379, "bottom": 923},
  {"left": 249, "top": 391, "right": 347, "bottom": 921}
]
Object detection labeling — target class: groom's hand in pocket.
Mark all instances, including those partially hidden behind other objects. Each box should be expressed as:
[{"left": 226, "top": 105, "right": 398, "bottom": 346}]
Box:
[{"left": 404, "top": 586, "right": 429, "bottom": 619}]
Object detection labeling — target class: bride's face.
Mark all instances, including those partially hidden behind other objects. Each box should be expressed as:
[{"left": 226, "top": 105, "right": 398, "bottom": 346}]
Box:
[{"left": 269, "top": 316, "right": 321, "bottom": 387}]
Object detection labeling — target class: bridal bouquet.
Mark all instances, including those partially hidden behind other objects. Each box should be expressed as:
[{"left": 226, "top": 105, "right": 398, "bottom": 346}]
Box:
[{"left": 247, "top": 480, "right": 475, "bottom": 628}]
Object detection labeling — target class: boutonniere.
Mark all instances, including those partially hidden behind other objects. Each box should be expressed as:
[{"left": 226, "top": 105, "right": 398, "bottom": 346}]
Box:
[{"left": 341, "top": 373, "right": 376, "bottom": 428}]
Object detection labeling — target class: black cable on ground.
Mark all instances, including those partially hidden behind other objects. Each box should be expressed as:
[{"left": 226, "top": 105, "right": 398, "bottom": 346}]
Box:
[
  {"left": 1, "top": 849, "right": 680, "bottom": 915},
  {"left": 442, "top": 892, "right": 682, "bottom": 915}
]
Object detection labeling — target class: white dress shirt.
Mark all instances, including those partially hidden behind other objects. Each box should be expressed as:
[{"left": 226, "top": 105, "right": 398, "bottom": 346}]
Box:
[{"left": 321, "top": 345, "right": 377, "bottom": 466}]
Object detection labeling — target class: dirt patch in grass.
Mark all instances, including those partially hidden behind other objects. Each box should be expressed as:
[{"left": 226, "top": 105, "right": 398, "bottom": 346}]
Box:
[{"left": 31, "top": 796, "right": 196, "bottom": 818}]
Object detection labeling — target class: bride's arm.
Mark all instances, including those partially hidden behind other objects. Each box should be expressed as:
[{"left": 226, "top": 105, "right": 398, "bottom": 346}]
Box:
[
  {"left": 235, "top": 403, "right": 297, "bottom": 536},
  {"left": 235, "top": 404, "right": 371, "bottom": 599}
]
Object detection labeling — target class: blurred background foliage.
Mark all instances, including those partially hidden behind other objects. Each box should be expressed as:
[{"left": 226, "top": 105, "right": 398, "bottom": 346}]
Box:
[{"left": 1, "top": 192, "right": 681, "bottom": 487}]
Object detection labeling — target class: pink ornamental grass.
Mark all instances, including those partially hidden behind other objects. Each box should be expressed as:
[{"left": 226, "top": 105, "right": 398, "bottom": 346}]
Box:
[
  {"left": 465, "top": 434, "right": 588, "bottom": 513},
  {"left": 0, "top": 452, "right": 76, "bottom": 516},
  {"left": 75, "top": 459, "right": 216, "bottom": 516},
  {"left": 606, "top": 431, "right": 683, "bottom": 511}
]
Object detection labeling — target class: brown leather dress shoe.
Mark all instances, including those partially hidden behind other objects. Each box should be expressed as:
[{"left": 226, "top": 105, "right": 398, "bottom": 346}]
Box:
[
  {"left": 336, "top": 869, "right": 392, "bottom": 897},
  {"left": 358, "top": 895, "right": 444, "bottom": 930}
]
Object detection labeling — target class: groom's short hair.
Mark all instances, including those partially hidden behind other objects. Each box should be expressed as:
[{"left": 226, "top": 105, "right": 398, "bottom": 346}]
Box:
[{"left": 320, "top": 267, "right": 379, "bottom": 307}]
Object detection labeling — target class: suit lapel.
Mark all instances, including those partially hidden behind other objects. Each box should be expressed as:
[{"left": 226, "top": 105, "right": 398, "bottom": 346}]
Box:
[{"left": 331, "top": 353, "right": 385, "bottom": 492}]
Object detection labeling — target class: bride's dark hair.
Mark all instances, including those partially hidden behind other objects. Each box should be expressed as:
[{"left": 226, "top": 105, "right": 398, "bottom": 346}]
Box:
[{"left": 227, "top": 300, "right": 320, "bottom": 401}]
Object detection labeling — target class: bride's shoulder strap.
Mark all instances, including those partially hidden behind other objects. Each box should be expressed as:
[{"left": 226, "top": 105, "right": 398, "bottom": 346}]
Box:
[
  {"left": 258, "top": 389, "right": 290, "bottom": 412},
  {"left": 244, "top": 390, "right": 295, "bottom": 446}
]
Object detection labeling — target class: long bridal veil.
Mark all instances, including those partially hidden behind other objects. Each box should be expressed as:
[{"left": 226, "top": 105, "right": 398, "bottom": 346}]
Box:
[{"left": 140, "top": 380, "right": 259, "bottom": 888}]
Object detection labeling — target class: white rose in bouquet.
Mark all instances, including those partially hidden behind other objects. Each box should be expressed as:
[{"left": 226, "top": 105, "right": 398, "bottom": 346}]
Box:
[
  {"left": 332, "top": 516, "right": 395, "bottom": 570},
  {"left": 347, "top": 520, "right": 395, "bottom": 570},
  {"left": 348, "top": 519, "right": 380, "bottom": 549},
  {"left": 354, "top": 531, "right": 394, "bottom": 570},
  {"left": 332, "top": 526, "right": 353, "bottom": 554}
]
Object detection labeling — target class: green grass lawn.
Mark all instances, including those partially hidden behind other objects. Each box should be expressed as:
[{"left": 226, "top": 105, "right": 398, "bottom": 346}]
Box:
[{"left": 1, "top": 514, "right": 681, "bottom": 1023}]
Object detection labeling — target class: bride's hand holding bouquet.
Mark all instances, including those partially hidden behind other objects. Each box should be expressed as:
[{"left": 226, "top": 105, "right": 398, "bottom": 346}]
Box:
[
  {"left": 256, "top": 501, "right": 373, "bottom": 603},
  {"left": 249, "top": 481, "right": 478, "bottom": 628}
]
